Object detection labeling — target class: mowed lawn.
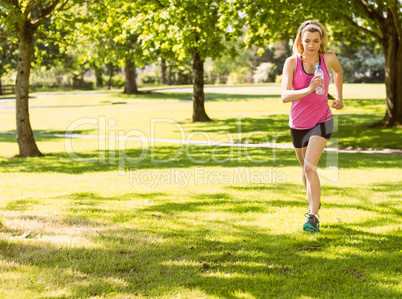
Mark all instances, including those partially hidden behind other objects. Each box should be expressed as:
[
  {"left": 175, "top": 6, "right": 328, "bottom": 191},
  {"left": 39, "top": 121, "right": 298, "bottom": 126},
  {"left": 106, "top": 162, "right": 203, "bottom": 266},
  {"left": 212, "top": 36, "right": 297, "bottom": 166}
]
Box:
[{"left": 0, "top": 84, "right": 401, "bottom": 298}]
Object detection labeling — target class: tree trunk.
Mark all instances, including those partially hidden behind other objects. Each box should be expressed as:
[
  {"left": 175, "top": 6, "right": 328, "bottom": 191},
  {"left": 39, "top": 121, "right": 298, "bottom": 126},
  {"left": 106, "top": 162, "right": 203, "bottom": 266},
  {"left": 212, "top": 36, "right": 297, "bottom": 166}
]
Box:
[
  {"left": 191, "top": 47, "right": 212, "bottom": 122},
  {"left": 94, "top": 64, "right": 104, "bottom": 88},
  {"left": 168, "top": 65, "right": 172, "bottom": 85},
  {"left": 383, "top": 34, "right": 402, "bottom": 126},
  {"left": 15, "top": 23, "right": 42, "bottom": 157},
  {"left": 123, "top": 58, "right": 138, "bottom": 94},
  {"left": 107, "top": 63, "right": 114, "bottom": 90},
  {"left": 161, "top": 58, "right": 167, "bottom": 85},
  {"left": 371, "top": 14, "right": 402, "bottom": 127}
]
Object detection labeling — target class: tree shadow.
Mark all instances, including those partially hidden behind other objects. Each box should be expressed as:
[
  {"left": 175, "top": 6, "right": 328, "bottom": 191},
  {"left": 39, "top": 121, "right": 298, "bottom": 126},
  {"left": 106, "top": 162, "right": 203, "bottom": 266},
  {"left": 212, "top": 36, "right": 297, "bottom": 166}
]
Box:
[
  {"left": 178, "top": 113, "right": 401, "bottom": 149},
  {"left": 0, "top": 133, "right": 19, "bottom": 143},
  {"left": 335, "top": 113, "right": 402, "bottom": 149},
  {"left": 205, "top": 92, "right": 281, "bottom": 102},
  {"left": 0, "top": 145, "right": 296, "bottom": 174},
  {"left": 0, "top": 130, "right": 94, "bottom": 143},
  {"left": 345, "top": 98, "right": 385, "bottom": 111},
  {"left": 0, "top": 143, "right": 401, "bottom": 174},
  {"left": 5, "top": 199, "right": 40, "bottom": 211},
  {"left": 177, "top": 115, "right": 290, "bottom": 144},
  {"left": 1, "top": 201, "right": 401, "bottom": 298},
  {"left": 319, "top": 183, "right": 402, "bottom": 218},
  {"left": 115, "top": 92, "right": 276, "bottom": 102}
]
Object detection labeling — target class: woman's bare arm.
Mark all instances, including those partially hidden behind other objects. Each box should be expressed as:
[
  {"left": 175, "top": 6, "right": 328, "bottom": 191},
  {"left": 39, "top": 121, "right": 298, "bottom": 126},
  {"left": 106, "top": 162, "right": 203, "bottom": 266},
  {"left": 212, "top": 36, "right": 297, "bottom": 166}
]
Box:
[{"left": 281, "top": 56, "right": 323, "bottom": 103}]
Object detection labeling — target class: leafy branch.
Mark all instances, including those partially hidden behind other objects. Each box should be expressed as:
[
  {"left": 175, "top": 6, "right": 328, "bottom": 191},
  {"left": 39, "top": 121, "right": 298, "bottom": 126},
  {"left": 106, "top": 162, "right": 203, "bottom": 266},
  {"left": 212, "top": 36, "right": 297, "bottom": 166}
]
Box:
[{"left": 340, "top": 13, "right": 383, "bottom": 45}]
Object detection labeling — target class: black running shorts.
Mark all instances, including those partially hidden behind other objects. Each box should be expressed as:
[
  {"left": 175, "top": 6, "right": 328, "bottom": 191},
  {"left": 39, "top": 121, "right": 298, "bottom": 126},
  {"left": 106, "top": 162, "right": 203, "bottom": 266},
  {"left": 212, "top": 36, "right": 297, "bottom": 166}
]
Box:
[{"left": 290, "top": 118, "right": 333, "bottom": 148}]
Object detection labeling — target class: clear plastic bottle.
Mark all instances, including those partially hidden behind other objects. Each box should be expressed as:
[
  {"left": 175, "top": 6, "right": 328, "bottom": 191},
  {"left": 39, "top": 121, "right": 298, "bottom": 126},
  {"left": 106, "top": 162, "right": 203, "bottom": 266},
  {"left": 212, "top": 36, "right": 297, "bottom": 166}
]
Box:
[{"left": 314, "top": 65, "right": 324, "bottom": 95}]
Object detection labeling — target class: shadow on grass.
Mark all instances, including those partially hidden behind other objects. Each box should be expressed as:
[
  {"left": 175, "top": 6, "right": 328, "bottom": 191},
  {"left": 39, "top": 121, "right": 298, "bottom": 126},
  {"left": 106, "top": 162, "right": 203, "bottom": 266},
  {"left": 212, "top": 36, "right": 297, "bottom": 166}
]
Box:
[
  {"left": 226, "top": 183, "right": 402, "bottom": 218},
  {"left": 0, "top": 145, "right": 292, "bottom": 174},
  {"left": 1, "top": 199, "right": 401, "bottom": 298},
  {"left": 179, "top": 113, "right": 402, "bottom": 149},
  {"left": 168, "top": 113, "right": 401, "bottom": 149},
  {"left": 0, "top": 130, "right": 94, "bottom": 143},
  {"left": 115, "top": 92, "right": 277, "bottom": 102},
  {"left": 320, "top": 183, "right": 402, "bottom": 217},
  {"left": 5, "top": 199, "right": 40, "bottom": 211},
  {"left": 178, "top": 115, "right": 290, "bottom": 144},
  {"left": 29, "top": 103, "right": 113, "bottom": 109},
  {"left": 0, "top": 143, "right": 401, "bottom": 174},
  {"left": 335, "top": 113, "right": 402, "bottom": 149},
  {"left": 345, "top": 98, "right": 385, "bottom": 111}
]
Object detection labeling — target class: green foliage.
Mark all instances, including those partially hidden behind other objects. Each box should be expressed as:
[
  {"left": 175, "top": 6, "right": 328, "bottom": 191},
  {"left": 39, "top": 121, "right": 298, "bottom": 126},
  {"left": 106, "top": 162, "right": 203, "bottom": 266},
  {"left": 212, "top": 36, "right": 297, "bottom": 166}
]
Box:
[
  {"left": 230, "top": 0, "right": 397, "bottom": 57},
  {"left": 226, "top": 0, "right": 306, "bottom": 48},
  {"left": 337, "top": 45, "right": 385, "bottom": 83},
  {"left": 137, "top": 63, "right": 161, "bottom": 85},
  {"left": 253, "top": 62, "right": 277, "bottom": 83},
  {"left": 0, "top": 1, "right": 85, "bottom": 39},
  {"left": 48, "top": 0, "right": 154, "bottom": 91},
  {"left": 227, "top": 67, "right": 250, "bottom": 85},
  {"left": 208, "top": 41, "right": 251, "bottom": 84},
  {"left": 109, "top": 73, "right": 125, "bottom": 88},
  {"left": 139, "top": 0, "right": 238, "bottom": 62},
  {"left": 319, "top": 0, "right": 380, "bottom": 47},
  {"left": 203, "top": 40, "right": 289, "bottom": 84},
  {"left": 0, "top": 0, "right": 93, "bottom": 89},
  {"left": 233, "top": 0, "right": 401, "bottom": 125},
  {"left": 0, "top": 42, "right": 17, "bottom": 78}
]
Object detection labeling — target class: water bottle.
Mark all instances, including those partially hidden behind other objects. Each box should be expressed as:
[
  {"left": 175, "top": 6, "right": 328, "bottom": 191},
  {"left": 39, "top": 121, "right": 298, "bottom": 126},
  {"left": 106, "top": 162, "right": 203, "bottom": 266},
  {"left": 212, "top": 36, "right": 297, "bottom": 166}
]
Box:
[{"left": 314, "top": 65, "right": 324, "bottom": 95}]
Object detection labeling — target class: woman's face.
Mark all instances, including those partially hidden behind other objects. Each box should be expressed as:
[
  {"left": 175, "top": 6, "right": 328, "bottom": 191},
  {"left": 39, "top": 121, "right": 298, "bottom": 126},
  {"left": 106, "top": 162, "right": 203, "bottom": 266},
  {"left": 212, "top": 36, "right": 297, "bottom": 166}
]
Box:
[{"left": 302, "top": 31, "right": 321, "bottom": 55}]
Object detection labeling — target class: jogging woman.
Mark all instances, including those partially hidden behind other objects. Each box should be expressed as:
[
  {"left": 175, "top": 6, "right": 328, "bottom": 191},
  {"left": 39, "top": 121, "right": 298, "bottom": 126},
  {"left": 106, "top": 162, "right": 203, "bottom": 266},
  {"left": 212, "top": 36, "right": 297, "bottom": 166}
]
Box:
[{"left": 281, "top": 20, "right": 344, "bottom": 232}]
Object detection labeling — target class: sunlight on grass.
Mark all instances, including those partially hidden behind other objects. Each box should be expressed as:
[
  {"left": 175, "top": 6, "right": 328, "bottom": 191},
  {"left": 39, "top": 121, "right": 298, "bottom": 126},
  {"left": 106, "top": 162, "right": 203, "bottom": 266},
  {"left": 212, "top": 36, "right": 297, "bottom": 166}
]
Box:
[
  {"left": 0, "top": 83, "right": 398, "bottom": 151},
  {"left": 0, "top": 85, "right": 401, "bottom": 298}
]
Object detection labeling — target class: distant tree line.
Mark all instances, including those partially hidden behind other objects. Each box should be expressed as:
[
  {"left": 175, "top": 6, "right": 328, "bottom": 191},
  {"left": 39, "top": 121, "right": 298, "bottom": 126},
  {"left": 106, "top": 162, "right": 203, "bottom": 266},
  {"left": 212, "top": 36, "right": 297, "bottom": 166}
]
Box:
[{"left": 1, "top": 37, "right": 386, "bottom": 91}]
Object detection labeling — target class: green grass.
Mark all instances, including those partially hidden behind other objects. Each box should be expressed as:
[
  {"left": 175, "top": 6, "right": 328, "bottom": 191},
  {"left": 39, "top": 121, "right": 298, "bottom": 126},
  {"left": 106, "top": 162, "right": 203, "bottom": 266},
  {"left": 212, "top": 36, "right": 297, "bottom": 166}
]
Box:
[
  {"left": 0, "top": 84, "right": 401, "bottom": 298},
  {"left": 0, "top": 84, "right": 400, "bottom": 157}
]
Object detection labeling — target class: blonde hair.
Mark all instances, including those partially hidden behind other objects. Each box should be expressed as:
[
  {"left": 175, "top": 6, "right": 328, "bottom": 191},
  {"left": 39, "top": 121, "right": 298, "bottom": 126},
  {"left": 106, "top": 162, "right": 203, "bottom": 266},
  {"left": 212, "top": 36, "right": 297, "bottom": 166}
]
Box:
[{"left": 293, "top": 20, "right": 329, "bottom": 56}]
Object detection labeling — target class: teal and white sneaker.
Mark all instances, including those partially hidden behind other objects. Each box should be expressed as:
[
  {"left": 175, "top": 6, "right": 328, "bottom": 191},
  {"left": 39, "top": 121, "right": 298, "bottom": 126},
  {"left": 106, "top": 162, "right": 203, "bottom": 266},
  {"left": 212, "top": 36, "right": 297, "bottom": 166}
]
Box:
[{"left": 303, "top": 213, "right": 320, "bottom": 233}]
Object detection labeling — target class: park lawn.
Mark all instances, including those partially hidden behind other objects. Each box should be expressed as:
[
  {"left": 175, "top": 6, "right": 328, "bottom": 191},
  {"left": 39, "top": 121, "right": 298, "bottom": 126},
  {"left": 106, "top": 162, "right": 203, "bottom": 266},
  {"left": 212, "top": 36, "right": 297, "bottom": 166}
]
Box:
[
  {"left": 0, "top": 83, "right": 400, "bottom": 158},
  {"left": 0, "top": 145, "right": 401, "bottom": 298},
  {"left": 0, "top": 84, "right": 401, "bottom": 298}
]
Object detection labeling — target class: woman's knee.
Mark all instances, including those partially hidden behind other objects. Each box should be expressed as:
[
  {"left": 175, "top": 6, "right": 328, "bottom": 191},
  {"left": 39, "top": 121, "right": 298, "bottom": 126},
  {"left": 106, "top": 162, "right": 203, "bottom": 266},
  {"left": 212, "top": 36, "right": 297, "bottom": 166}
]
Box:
[{"left": 304, "top": 160, "right": 318, "bottom": 178}]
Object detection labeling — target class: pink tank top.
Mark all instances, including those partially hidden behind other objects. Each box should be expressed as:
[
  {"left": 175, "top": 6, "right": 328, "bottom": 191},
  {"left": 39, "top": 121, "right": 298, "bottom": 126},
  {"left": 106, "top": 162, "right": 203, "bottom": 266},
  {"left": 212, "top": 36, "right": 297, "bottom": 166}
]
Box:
[{"left": 290, "top": 53, "right": 332, "bottom": 130}]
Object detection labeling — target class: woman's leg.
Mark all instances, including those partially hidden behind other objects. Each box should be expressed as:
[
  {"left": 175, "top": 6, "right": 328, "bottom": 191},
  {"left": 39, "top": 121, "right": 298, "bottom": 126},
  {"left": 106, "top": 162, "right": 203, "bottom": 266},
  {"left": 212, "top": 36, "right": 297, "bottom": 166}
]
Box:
[
  {"left": 294, "top": 146, "right": 308, "bottom": 191},
  {"left": 304, "top": 136, "right": 328, "bottom": 214}
]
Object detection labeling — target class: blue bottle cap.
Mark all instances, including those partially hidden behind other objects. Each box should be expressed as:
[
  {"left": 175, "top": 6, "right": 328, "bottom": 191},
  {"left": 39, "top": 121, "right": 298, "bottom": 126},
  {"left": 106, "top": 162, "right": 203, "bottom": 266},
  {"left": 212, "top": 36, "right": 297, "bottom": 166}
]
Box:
[{"left": 316, "top": 65, "right": 321, "bottom": 69}]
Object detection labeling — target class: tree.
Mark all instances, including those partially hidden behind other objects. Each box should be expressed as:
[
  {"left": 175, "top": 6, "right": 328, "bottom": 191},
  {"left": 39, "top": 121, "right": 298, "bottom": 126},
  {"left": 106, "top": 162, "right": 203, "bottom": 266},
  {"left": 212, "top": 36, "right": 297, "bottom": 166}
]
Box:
[
  {"left": 122, "top": 34, "right": 141, "bottom": 94},
  {"left": 209, "top": 38, "right": 258, "bottom": 84},
  {"left": 253, "top": 62, "right": 277, "bottom": 83},
  {"left": 51, "top": 1, "right": 139, "bottom": 94},
  {"left": 336, "top": 44, "right": 385, "bottom": 83},
  {"left": 141, "top": 0, "right": 239, "bottom": 122},
  {"left": 330, "top": 0, "right": 401, "bottom": 127},
  {"left": 0, "top": 0, "right": 85, "bottom": 157},
  {"left": 231, "top": 0, "right": 402, "bottom": 127}
]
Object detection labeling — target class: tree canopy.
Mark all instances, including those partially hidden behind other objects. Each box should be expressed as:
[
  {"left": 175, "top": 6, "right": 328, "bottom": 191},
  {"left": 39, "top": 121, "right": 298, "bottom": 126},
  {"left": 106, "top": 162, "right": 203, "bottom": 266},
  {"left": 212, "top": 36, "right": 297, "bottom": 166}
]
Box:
[
  {"left": 138, "top": 0, "right": 242, "bottom": 121},
  {"left": 0, "top": 0, "right": 87, "bottom": 157}
]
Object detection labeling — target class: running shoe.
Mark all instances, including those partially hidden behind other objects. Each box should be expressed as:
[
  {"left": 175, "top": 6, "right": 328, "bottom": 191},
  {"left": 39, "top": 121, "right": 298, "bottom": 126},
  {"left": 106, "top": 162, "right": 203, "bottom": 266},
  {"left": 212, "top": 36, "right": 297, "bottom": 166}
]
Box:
[{"left": 303, "top": 213, "right": 320, "bottom": 233}]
